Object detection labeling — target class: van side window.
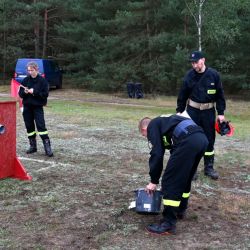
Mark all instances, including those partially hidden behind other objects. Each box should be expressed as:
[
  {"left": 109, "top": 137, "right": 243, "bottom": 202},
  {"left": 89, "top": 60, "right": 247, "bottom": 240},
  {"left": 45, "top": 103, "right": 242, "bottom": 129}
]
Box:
[
  {"left": 49, "top": 61, "right": 55, "bottom": 72},
  {"left": 49, "top": 61, "right": 59, "bottom": 72},
  {"left": 54, "top": 62, "right": 59, "bottom": 71}
]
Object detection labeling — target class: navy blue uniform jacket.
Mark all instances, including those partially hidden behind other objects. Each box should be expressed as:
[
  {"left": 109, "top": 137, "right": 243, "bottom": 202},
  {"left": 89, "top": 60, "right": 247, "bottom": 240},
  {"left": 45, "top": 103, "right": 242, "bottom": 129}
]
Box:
[
  {"left": 147, "top": 115, "right": 190, "bottom": 184},
  {"left": 176, "top": 67, "right": 226, "bottom": 115},
  {"left": 19, "top": 75, "right": 49, "bottom": 107}
]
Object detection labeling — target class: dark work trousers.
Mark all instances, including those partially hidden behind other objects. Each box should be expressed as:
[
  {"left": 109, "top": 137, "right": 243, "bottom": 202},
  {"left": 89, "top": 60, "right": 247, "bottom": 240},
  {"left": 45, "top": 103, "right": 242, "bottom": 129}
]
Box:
[
  {"left": 187, "top": 105, "right": 216, "bottom": 167},
  {"left": 23, "top": 105, "right": 49, "bottom": 140},
  {"left": 161, "top": 132, "right": 208, "bottom": 224}
]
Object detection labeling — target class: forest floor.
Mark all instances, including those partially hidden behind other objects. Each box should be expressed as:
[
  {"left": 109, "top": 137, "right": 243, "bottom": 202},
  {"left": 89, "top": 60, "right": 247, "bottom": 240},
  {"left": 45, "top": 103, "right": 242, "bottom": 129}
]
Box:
[{"left": 0, "top": 87, "right": 249, "bottom": 250}]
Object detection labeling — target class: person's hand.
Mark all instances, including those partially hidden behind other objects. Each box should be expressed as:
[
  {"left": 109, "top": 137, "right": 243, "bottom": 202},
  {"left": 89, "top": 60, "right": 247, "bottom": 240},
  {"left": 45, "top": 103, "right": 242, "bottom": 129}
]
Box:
[
  {"left": 28, "top": 88, "right": 34, "bottom": 94},
  {"left": 24, "top": 88, "right": 29, "bottom": 94},
  {"left": 145, "top": 182, "right": 157, "bottom": 195},
  {"left": 217, "top": 115, "right": 225, "bottom": 122}
]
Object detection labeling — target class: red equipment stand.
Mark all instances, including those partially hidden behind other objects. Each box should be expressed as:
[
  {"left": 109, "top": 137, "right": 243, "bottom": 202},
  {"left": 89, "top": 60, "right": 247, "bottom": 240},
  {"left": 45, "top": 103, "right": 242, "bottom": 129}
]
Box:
[
  {"left": 0, "top": 101, "right": 32, "bottom": 180},
  {"left": 10, "top": 78, "right": 23, "bottom": 109}
]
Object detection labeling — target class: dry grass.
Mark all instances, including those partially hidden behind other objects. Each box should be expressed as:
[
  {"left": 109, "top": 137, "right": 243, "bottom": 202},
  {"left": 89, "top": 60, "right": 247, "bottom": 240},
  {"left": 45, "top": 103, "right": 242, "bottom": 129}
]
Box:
[
  {"left": 0, "top": 88, "right": 249, "bottom": 250},
  {"left": 219, "top": 192, "right": 250, "bottom": 216}
]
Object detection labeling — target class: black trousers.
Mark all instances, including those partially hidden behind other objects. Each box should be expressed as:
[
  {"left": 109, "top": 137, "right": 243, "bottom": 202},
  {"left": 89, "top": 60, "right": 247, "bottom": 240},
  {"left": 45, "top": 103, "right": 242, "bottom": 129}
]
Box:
[
  {"left": 186, "top": 105, "right": 215, "bottom": 153},
  {"left": 23, "top": 105, "right": 49, "bottom": 140},
  {"left": 187, "top": 105, "right": 216, "bottom": 166},
  {"left": 162, "top": 132, "right": 208, "bottom": 223}
]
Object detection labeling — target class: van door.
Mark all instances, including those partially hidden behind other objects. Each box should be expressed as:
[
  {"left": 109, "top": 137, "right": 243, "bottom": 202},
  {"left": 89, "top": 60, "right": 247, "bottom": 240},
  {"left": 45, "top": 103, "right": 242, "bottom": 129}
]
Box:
[{"left": 44, "top": 60, "right": 61, "bottom": 88}]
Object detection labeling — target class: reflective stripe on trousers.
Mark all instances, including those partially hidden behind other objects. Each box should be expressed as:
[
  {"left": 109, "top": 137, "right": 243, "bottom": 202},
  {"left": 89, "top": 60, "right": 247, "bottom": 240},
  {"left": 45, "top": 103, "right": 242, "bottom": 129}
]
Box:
[
  {"left": 163, "top": 192, "right": 190, "bottom": 207},
  {"left": 204, "top": 150, "right": 214, "bottom": 156}
]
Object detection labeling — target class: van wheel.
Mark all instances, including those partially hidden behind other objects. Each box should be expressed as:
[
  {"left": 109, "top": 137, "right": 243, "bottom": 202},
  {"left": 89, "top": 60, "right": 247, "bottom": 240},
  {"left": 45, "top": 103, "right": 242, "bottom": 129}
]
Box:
[{"left": 56, "top": 78, "right": 62, "bottom": 89}]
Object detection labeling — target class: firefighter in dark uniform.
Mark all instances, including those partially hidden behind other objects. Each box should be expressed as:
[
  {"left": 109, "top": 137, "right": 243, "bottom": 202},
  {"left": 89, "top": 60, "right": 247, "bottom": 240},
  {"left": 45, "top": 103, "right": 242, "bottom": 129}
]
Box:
[
  {"left": 139, "top": 113, "right": 208, "bottom": 235},
  {"left": 19, "top": 61, "right": 53, "bottom": 157},
  {"left": 176, "top": 51, "right": 226, "bottom": 180}
]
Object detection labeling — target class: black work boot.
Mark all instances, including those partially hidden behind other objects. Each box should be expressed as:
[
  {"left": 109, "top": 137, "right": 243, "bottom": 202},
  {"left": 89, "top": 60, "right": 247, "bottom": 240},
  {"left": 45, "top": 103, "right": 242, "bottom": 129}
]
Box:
[
  {"left": 204, "top": 166, "right": 219, "bottom": 180},
  {"left": 147, "top": 206, "right": 177, "bottom": 235},
  {"left": 26, "top": 138, "right": 37, "bottom": 154},
  {"left": 177, "top": 197, "right": 188, "bottom": 219},
  {"left": 146, "top": 221, "right": 176, "bottom": 235},
  {"left": 43, "top": 139, "right": 53, "bottom": 157},
  {"left": 204, "top": 155, "right": 219, "bottom": 180},
  {"left": 176, "top": 210, "right": 186, "bottom": 220}
]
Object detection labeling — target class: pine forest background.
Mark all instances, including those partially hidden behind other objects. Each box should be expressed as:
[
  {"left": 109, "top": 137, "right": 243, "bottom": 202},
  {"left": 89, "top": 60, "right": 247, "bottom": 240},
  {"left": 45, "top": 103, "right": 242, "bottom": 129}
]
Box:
[{"left": 0, "top": 0, "right": 249, "bottom": 95}]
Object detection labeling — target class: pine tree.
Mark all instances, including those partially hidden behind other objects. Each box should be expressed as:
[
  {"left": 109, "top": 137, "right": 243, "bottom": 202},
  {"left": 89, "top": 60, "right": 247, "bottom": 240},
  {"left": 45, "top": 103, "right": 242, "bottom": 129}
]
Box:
[{"left": 90, "top": 0, "right": 189, "bottom": 93}]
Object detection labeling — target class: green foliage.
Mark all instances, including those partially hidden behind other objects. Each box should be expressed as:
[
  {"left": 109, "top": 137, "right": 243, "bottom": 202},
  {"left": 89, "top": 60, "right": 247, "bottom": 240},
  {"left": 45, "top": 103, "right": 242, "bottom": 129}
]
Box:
[{"left": 0, "top": 0, "right": 249, "bottom": 93}]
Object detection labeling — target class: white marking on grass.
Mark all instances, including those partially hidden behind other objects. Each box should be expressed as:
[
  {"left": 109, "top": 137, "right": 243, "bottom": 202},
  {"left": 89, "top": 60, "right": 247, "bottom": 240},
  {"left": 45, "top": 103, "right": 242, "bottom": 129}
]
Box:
[
  {"left": 19, "top": 156, "right": 75, "bottom": 171},
  {"left": 194, "top": 182, "right": 250, "bottom": 196}
]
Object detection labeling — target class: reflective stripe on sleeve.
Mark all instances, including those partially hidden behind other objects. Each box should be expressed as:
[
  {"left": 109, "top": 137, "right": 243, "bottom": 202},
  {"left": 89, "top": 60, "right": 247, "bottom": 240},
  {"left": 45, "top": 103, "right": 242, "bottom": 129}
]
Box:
[
  {"left": 162, "top": 136, "right": 170, "bottom": 147},
  {"left": 207, "top": 89, "right": 216, "bottom": 94}
]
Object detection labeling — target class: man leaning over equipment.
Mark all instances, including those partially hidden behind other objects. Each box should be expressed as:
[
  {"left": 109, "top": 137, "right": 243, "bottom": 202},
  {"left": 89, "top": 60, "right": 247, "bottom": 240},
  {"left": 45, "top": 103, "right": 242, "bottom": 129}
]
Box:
[{"left": 138, "top": 112, "right": 208, "bottom": 235}]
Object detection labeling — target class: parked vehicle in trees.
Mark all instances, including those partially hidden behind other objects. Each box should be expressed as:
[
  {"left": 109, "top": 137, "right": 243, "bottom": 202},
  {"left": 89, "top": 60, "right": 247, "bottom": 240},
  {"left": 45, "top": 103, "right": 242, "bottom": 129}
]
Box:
[{"left": 14, "top": 58, "right": 63, "bottom": 89}]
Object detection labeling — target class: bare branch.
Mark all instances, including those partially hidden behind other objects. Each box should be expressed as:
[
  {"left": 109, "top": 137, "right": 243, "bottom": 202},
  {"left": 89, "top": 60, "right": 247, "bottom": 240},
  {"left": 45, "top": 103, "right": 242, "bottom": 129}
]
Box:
[{"left": 185, "top": 0, "right": 198, "bottom": 27}]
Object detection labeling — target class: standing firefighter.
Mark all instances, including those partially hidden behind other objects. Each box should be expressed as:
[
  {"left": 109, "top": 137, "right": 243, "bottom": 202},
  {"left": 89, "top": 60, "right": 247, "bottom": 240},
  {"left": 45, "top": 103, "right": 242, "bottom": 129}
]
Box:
[
  {"left": 176, "top": 51, "right": 226, "bottom": 180},
  {"left": 18, "top": 61, "right": 53, "bottom": 157},
  {"left": 139, "top": 113, "right": 208, "bottom": 235}
]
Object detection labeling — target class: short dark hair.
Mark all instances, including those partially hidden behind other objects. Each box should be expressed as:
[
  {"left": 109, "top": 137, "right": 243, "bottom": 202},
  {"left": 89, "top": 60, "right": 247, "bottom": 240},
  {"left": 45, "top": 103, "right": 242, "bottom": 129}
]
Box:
[{"left": 138, "top": 117, "right": 151, "bottom": 133}]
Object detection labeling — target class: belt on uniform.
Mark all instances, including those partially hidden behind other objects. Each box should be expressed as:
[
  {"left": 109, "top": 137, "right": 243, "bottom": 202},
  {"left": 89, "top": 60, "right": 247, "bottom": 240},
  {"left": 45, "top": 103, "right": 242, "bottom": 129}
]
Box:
[
  {"left": 188, "top": 99, "right": 214, "bottom": 110},
  {"left": 172, "top": 119, "right": 202, "bottom": 144},
  {"left": 173, "top": 119, "right": 197, "bottom": 138}
]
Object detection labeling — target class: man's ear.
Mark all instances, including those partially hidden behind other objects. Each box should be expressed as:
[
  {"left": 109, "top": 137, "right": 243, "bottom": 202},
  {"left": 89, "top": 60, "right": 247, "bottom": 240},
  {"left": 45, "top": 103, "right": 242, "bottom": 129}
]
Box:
[{"left": 141, "top": 127, "right": 147, "bottom": 136}]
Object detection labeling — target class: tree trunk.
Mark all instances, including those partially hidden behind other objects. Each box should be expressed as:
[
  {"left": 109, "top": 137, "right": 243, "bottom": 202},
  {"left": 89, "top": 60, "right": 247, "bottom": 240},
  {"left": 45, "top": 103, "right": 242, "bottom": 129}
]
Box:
[
  {"left": 198, "top": 1, "right": 202, "bottom": 51},
  {"left": 34, "top": 0, "right": 40, "bottom": 57},
  {"left": 184, "top": 14, "right": 189, "bottom": 49},
  {"left": 145, "top": 1, "right": 152, "bottom": 61},
  {"left": 185, "top": 0, "right": 206, "bottom": 51},
  {"left": 34, "top": 23, "right": 40, "bottom": 57},
  {"left": 42, "top": 9, "right": 48, "bottom": 58},
  {"left": 3, "top": 5, "right": 6, "bottom": 81}
]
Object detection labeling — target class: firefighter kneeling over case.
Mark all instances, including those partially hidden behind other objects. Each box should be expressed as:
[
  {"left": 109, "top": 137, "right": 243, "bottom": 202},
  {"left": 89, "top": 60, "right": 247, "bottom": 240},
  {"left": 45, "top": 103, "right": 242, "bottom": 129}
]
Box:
[
  {"left": 138, "top": 112, "right": 208, "bottom": 235},
  {"left": 19, "top": 61, "right": 53, "bottom": 157}
]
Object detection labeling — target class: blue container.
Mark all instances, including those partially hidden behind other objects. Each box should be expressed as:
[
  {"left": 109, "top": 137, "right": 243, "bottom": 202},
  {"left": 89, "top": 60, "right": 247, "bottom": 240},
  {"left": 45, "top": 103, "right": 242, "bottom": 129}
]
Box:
[
  {"left": 126, "top": 81, "right": 135, "bottom": 98},
  {"left": 135, "top": 188, "right": 162, "bottom": 214},
  {"left": 134, "top": 82, "right": 143, "bottom": 99}
]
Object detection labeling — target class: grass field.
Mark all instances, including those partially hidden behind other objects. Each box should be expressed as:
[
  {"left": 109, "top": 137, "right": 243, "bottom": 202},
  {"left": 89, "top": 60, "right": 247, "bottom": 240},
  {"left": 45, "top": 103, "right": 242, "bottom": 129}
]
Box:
[{"left": 0, "top": 87, "right": 249, "bottom": 249}]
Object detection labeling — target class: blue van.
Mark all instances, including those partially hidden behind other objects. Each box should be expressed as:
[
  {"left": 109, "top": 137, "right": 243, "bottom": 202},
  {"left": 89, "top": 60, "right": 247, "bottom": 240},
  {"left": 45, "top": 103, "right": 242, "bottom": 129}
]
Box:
[{"left": 14, "top": 58, "right": 63, "bottom": 89}]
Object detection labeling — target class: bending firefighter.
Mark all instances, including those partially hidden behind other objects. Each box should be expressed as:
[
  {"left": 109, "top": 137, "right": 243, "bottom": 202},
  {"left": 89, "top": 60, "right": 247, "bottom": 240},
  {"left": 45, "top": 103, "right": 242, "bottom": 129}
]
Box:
[
  {"left": 139, "top": 113, "right": 208, "bottom": 235},
  {"left": 176, "top": 51, "right": 226, "bottom": 180},
  {"left": 18, "top": 61, "right": 53, "bottom": 157}
]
